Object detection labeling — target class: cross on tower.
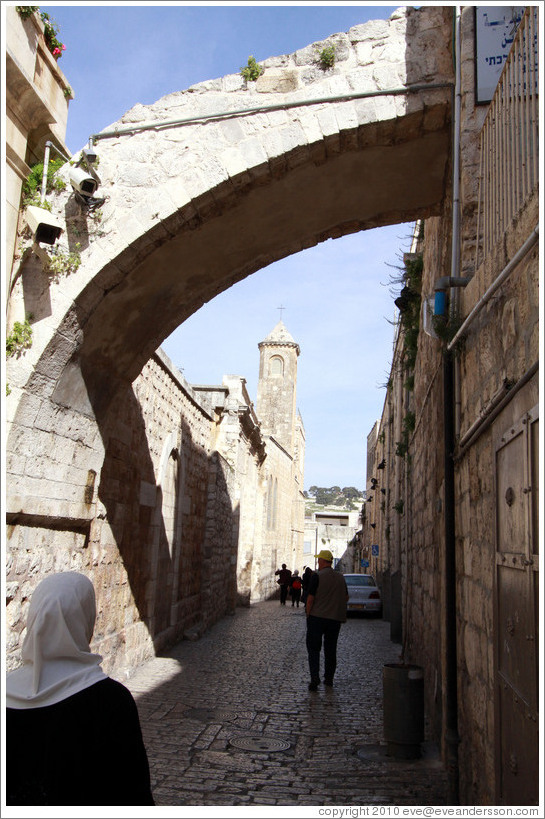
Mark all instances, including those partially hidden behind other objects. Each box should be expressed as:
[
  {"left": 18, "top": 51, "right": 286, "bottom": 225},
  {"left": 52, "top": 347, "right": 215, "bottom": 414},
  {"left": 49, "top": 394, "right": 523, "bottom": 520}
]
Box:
[{"left": 277, "top": 304, "right": 286, "bottom": 320}]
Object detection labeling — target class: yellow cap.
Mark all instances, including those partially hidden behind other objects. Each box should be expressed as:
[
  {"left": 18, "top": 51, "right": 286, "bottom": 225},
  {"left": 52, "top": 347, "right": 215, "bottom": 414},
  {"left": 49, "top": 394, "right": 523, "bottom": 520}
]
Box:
[{"left": 316, "top": 549, "right": 333, "bottom": 563}]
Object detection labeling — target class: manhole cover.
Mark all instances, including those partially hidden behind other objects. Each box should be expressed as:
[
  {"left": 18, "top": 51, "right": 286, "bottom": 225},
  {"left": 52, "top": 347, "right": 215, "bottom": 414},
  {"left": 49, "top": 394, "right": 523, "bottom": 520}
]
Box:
[
  {"left": 184, "top": 708, "right": 238, "bottom": 723},
  {"left": 229, "top": 736, "right": 290, "bottom": 753}
]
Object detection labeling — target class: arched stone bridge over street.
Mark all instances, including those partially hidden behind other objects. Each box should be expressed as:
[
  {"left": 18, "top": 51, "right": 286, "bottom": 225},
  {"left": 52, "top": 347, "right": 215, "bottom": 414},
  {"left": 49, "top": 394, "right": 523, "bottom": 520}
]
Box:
[{"left": 6, "top": 4, "right": 453, "bottom": 621}]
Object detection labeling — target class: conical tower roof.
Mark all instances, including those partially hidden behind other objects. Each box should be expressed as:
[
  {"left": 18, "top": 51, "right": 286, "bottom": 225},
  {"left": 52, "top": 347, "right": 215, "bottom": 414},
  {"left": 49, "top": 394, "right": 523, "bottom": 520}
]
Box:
[{"left": 259, "top": 320, "right": 300, "bottom": 354}]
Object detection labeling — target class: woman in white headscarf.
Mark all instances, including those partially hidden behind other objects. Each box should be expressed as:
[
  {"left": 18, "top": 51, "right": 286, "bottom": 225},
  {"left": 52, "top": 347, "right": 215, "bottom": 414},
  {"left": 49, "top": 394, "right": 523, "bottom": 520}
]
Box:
[{"left": 6, "top": 572, "right": 154, "bottom": 806}]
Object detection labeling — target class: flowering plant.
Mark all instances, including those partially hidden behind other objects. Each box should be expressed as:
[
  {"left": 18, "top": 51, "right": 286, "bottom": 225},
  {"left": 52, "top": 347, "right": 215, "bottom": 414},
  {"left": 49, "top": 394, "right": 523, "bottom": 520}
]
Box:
[
  {"left": 40, "top": 11, "right": 66, "bottom": 59},
  {"left": 16, "top": 7, "right": 67, "bottom": 59}
]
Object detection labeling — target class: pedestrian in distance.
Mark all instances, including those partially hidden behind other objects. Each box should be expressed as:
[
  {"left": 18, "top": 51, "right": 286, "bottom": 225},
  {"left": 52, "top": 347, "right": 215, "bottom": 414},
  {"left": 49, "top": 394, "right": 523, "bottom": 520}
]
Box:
[
  {"left": 5, "top": 571, "right": 155, "bottom": 806},
  {"left": 305, "top": 550, "right": 348, "bottom": 691},
  {"left": 290, "top": 569, "right": 302, "bottom": 607},
  {"left": 300, "top": 565, "right": 313, "bottom": 605},
  {"left": 275, "top": 563, "right": 292, "bottom": 605}
]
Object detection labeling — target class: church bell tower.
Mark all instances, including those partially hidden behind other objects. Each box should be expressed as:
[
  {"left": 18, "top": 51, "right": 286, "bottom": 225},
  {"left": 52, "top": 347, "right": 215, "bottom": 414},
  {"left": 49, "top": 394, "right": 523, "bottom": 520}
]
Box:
[{"left": 256, "top": 320, "right": 300, "bottom": 456}]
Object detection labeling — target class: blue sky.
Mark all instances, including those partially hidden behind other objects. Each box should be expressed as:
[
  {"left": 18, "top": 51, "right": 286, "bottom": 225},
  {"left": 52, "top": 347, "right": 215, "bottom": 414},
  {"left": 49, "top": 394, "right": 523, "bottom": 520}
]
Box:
[{"left": 38, "top": 2, "right": 412, "bottom": 491}]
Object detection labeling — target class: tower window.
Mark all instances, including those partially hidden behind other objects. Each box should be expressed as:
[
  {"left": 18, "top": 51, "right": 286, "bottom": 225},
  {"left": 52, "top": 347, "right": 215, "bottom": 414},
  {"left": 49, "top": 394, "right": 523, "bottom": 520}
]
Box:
[{"left": 270, "top": 355, "right": 284, "bottom": 376}]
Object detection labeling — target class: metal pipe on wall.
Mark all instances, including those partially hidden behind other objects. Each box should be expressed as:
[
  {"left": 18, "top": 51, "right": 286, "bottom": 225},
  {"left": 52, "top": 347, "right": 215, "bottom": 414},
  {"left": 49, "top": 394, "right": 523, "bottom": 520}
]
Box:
[
  {"left": 443, "top": 5, "right": 462, "bottom": 806},
  {"left": 447, "top": 225, "right": 539, "bottom": 352},
  {"left": 39, "top": 142, "right": 51, "bottom": 205}
]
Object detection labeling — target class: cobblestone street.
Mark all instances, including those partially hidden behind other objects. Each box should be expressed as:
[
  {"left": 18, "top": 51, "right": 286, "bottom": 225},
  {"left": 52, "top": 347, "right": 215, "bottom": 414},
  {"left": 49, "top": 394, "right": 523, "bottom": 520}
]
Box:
[{"left": 125, "top": 600, "right": 450, "bottom": 808}]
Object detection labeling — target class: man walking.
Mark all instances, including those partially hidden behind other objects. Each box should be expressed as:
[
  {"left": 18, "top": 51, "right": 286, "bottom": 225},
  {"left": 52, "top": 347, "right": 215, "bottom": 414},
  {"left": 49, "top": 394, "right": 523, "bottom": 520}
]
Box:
[
  {"left": 275, "top": 563, "right": 292, "bottom": 606},
  {"left": 305, "top": 550, "right": 348, "bottom": 691}
]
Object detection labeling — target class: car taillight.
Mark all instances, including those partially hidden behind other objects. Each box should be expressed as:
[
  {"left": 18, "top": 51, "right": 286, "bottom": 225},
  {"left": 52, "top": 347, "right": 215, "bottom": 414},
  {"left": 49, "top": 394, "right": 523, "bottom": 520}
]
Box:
[{"left": 369, "top": 591, "right": 380, "bottom": 599}]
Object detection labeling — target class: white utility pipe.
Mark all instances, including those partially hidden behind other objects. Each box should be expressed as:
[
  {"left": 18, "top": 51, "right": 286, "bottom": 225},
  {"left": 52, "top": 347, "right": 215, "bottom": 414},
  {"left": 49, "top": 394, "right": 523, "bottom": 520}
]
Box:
[
  {"left": 451, "top": 7, "right": 462, "bottom": 436},
  {"left": 40, "top": 142, "right": 51, "bottom": 205},
  {"left": 447, "top": 225, "right": 539, "bottom": 352}
]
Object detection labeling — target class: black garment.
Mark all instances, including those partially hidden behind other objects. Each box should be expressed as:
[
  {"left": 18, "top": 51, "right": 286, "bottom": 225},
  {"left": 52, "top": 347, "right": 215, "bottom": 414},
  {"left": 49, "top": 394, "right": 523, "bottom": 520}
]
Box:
[
  {"left": 301, "top": 567, "right": 313, "bottom": 604},
  {"left": 6, "top": 677, "right": 154, "bottom": 806},
  {"left": 275, "top": 567, "right": 292, "bottom": 605},
  {"left": 306, "top": 614, "right": 342, "bottom": 683},
  {"left": 290, "top": 577, "right": 302, "bottom": 606},
  {"left": 306, "top": 568, "right": 347, "bottom": 686}
]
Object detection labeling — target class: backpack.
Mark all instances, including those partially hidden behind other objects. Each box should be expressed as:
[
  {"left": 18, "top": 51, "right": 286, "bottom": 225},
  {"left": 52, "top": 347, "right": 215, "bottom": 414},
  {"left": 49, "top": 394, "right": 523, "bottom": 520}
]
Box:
[{"left": 292, "top": 578, "right": 301, "bottom": 590}]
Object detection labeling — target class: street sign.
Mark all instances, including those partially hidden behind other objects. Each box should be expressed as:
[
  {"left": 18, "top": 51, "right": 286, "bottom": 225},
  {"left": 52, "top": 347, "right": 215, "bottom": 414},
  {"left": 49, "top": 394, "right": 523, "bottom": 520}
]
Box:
[
  {"left": 475, "top": 6, "right": 525, "bottom": 104},
  {"left": 371, "top": 544, "right": 379, "bottom": 556},
  {"left": 361, "top": 559, "right": 369, "bottom": 568}
]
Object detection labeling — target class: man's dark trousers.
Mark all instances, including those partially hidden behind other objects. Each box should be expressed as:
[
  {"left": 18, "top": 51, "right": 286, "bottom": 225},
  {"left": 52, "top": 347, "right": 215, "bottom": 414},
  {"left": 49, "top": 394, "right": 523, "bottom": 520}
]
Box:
[
  {"left": 280, "top": 584, "right": 289, "bottom": 605},
  {"left": 306, "top": 614, "right": 342, "bottom": 682}
]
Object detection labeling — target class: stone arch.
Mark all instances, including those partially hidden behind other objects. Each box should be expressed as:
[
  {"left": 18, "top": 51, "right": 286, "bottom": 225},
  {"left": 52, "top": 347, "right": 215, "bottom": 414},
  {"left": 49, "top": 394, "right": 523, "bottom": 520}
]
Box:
[
  {"left": 7, "top": 6, "right": 453, "bottom": 396},
  {"left": 6, "top": 6, "right": 454, "bottom": 666}
]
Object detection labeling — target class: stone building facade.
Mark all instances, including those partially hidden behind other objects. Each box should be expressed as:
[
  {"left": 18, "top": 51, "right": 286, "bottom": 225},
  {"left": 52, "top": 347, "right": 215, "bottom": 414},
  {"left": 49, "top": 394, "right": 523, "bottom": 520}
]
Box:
[
  {"left": 362, "top": 7, "right": 539, "bottom": 807},
  {"left": 5, "top": 5, "right": 73, "bottom": 304},
  {"left": 304, "top": 508, "right": 361, "bottom": 573},
  {"left": 6, "top": 321, "right": 305, "bottom": 679},
  {"left": 4, "top": 4, "right": 539, "bottom": 807}
]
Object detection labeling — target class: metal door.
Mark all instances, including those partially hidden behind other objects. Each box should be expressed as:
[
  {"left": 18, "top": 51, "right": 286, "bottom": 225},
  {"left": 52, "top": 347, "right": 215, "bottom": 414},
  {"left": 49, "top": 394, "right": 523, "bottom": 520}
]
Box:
[{"left": 494, "top": 404, "right": 539, "bottom": 805}]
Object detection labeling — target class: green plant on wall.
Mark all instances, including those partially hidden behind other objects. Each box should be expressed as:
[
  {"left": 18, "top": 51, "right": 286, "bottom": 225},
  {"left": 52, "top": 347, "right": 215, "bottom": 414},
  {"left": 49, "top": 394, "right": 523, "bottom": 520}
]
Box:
[
  {"left": 39, "top": 11, "right": 65, "bottom": 59},
  {"left": 393, "top": 499, "right": 404, "bottom": 515},
  {"left": 432, "top": 309, "right": 466, "bottom": 354},
  {"left": 16, "top": 8, "right": 67, "bottom": 59},
  {"left": 404, "top": 373, "right": 415, "bottom": 391},
  {"left": 16, "top": 6, "right": 39, "bottom": 19},
  {"left": 394, "top": 253, "right": 423, "bottom": 370},
  {"left": 44, "top": 245, "right": 81, "bottom": 280},
  {"left": 6, "top": 316, "right": 33, "bottom": 358},
  {"left": 402, "top": 410, "right": 415, "bottom": 436},
  {"left": 395, "top": 439, "right": 408, "bottom": 459},
  {"left": 395, "top": 413, "right": 415, "bottom": 460},
  {"left": 317, "top": 45, "right": 336, "bottom": 69},
  {"left": 240, "top": 55, "right": 264, "bottom": 82},
  {"left": 22, "top": 158, "right": 66, "bottom": 208}
]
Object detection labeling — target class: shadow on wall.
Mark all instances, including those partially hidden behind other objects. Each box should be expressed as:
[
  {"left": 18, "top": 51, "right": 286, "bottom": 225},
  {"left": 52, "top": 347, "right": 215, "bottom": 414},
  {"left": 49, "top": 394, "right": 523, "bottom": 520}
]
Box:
[{"left": 91, "top": 371, "right": 241, "bottom": 670}]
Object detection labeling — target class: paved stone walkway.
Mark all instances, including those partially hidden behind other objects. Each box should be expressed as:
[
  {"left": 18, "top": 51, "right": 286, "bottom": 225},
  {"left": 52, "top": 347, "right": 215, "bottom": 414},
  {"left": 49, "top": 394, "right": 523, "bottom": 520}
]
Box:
[{"left": 125, "top": 600, "right": 450, "bottom": 808}]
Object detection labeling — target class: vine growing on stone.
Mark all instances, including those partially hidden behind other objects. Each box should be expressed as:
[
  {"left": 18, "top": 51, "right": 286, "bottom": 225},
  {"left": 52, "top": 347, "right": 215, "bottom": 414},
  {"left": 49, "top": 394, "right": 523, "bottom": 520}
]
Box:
[{"left": 6, "top": 316, "right": 33, "bottom": 358}]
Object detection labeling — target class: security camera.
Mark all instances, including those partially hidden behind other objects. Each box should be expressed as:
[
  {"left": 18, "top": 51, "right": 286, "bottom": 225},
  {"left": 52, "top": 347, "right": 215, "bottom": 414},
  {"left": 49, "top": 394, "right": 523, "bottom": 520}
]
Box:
[
  {"left": 82, "top": 146, "right": 97, "bottom": 165},
  {"left": 69, "top": 166, "right": 98, "bottom": 197},
  {"left": 25, "top": 205, "right": 63, "bottom": 245}
]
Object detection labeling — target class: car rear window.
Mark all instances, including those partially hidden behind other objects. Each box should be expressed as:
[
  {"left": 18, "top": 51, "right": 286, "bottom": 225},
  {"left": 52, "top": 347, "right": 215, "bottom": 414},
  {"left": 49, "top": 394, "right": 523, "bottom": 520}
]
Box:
[{"left": 344, "top": 575, "right": 375, "bottom": 587}]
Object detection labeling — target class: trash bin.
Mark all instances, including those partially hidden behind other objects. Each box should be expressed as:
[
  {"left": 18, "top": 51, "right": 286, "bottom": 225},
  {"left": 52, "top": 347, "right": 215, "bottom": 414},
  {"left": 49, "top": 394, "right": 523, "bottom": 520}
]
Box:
[{"left": 383, "top": 662, "right": 424, "bottom": 759}]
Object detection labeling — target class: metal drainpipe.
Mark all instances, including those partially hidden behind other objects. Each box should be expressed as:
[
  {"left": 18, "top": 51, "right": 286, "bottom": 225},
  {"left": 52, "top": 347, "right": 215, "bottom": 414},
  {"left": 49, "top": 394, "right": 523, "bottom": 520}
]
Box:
[
  {"left": 87, "top": 82, "right": 453, "bottom": 144},
  {"left": 40, "top": 141, "right": 52, "bottom": 205},
  {"left": 447, "top": 225, "right": 539, "bottom": 352},
  {"left": 443, "top": 5, "right": 462, "bottom": 805}
]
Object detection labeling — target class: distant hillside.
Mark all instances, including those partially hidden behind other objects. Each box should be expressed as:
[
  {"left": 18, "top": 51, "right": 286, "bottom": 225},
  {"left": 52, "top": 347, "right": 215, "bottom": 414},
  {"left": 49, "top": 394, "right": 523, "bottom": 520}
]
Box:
[{"left": 304, "top": 485, "right": 363, "bottom": 511}]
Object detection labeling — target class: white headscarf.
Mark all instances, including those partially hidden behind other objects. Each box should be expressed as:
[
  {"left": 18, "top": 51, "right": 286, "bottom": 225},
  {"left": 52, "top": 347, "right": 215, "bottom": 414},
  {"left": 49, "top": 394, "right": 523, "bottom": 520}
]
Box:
[{"left": 6, "top": 572, "right": 107, "bottom": 709}]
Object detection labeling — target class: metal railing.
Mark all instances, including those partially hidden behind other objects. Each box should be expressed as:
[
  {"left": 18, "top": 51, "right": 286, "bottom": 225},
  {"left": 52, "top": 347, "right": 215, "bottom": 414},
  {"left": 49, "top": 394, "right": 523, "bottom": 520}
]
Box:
[{"left": 475, "top": 7, "right": 539, "bottom": 268}]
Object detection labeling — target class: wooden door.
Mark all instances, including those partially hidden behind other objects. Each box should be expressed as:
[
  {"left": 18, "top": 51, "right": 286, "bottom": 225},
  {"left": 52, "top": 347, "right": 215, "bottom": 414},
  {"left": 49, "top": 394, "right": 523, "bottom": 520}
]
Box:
[{"left": 494, "top": 404, "right": 539, "bottom": 805}]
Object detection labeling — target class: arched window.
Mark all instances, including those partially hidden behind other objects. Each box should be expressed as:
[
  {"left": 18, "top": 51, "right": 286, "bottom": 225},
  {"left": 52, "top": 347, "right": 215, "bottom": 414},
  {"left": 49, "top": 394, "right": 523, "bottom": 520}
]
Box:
[{"left": 269, "top": 355, "right": 284, "bottom": 376}]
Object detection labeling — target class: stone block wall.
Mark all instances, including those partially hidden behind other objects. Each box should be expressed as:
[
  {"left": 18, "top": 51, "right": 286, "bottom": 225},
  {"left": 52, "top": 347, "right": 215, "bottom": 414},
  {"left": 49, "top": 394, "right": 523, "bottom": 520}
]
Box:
[
  {"left": 363, "top": 8, "right": 539, "bottom": 804},
  {"left": 452, "top": 186, "right": 539, "bottom": 803},
  {"left": 7, "top": 351, "right": 239, "bottom": 678},
  {"left": 6, "top": 338, "right": 305, "bottom": 678}
]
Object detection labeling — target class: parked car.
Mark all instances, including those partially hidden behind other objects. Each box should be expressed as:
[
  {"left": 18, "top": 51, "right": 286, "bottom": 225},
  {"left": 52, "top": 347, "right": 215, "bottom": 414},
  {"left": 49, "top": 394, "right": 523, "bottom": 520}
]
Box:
[{"left": 343, "top": 573, "right": 382, "bottom": 616}]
